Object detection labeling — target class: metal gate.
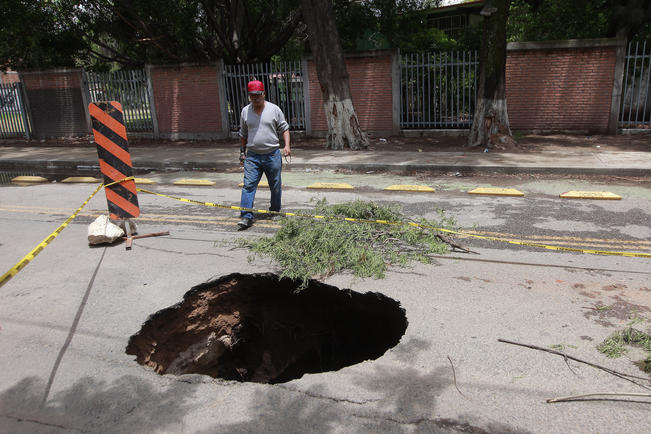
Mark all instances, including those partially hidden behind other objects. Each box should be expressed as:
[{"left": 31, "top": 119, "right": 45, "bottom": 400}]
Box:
[
  {"left": 401, "top": 51, "right": 478, "bottom": 129},
  {"left": 86, "top": 69, "right": 154, "bottom": 133},
  {"left": 0, "top": 82, "right": 31, "bottom": 139},
  {"left": 620, "top": 41, "right": 651, "bottom": 128},
  {"left": 223, "top": 61, "right": 306, "bottom": 131}
]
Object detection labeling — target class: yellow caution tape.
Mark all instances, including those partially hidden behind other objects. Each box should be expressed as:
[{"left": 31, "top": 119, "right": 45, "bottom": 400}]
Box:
[
  {"left": 0, "top": 176, "right": 138, "bottom": 288},
  {"left": 135, "top": 187, "right": 651, "bottom": 259},
  {"left": 0, "top": 183, "right": 104, "bottom": 288},
  {"left": 104, "top": 176, "right": 134, "bottom": 188},
  {"left": 2, "top": 177, "right": 646, "bottom": 290}
]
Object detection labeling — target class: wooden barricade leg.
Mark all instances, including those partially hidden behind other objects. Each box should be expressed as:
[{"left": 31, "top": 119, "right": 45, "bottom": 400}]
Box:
[{"left": 89, "top": 101, "right": 168, "bottom": 250}]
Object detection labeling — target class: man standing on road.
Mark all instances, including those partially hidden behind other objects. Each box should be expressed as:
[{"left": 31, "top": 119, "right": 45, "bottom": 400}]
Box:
[{"left": 237, "top": 79, "right": 291, "bottom": 230}]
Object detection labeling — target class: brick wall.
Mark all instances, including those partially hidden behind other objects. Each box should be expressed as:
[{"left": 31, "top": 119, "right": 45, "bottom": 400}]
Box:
[
  {"left": 1, "top": 72, "right": 20, "bottom": 84},
  {"left": 506, "top": 41, "right": 618, "bottom": 133},
  {"left": 19, "top": 69, "right": 89, "bottom": 139},
  {"left": 149, "top": 64, "right": 226, "bottom": 139},
  {"left": 308, "top": 51, "right": 395, "bottom": 135}
]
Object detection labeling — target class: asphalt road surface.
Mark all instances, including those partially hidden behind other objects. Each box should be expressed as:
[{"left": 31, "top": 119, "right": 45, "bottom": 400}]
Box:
[{"left": 0, "top": 171, "right": 649, "bottom": 433}]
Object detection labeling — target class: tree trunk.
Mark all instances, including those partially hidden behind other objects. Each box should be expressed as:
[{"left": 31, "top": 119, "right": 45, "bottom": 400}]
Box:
[
  {"left": 467, "top": 0, "right": 512, "bottom": 148},
  {"left": 300, "top": 0, "right": 368, "bottom": 150}
]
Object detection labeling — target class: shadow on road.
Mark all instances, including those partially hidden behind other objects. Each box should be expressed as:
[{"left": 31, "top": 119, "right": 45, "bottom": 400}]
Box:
[{"left": 0, "top": 374, "right": 197, "bottom": 432}]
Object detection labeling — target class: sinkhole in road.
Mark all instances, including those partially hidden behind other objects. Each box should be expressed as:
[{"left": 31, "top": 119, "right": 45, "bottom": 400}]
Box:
[{"left": 126, "top": 273, "right": 407, "bottom": 384}]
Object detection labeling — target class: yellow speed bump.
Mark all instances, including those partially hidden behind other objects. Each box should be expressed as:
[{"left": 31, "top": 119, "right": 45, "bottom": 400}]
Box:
[
  {"left": 11, "top": 176, "right": 49, "bottom": 184},
  {"left": 468, "top": 187, "right": 524, "bottom": 197},
  {"left": 307, "top": 182, "right": 354, "bottom": 190},
  {"left": 173, "top": 179, "right": 216, "bottom": 186},
  {"left": 238, "top": 180, "right": 270, "bottom": 188},
  {"left": 61, "top": 177, "right": 102, "bottom": 183},
  {"left": 560, "top": 191, "right": 622, "bottom": 200},
  {"left": 384, "top": 184, "right": 435, "bottom": 192},
  {"left": 134, "top": 178, "right": 156, "bottom": 185}
]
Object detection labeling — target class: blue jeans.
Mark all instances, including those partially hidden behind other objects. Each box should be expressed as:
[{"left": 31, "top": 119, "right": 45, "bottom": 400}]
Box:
[{"left": 240, "top": 149, "right": 282, "bottom": 220}]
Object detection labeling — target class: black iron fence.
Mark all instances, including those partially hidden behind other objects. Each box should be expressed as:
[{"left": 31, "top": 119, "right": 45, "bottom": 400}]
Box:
[
  {"left": 400, "top": 51, "right": 479, "bottom": 129},
  {"left": 223, "top": 61, "right": 307, "bottom": 131},
  {"left": 620, "top": 41, "right": 651, "bottom": 128},
  {"left": 86, "top": 69, "right": 154, "bottom": 133},
  {"left": 0, "top": 82, "right": 31, "bottom": 139}
]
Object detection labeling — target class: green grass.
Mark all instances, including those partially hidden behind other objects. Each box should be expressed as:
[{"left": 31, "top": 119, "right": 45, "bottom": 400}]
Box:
[
  {"left": 597, "top": 324, "right": 651, "bottom": 372},
  {"left": 237, "top": 199, "right": 456, "bottom": 290}
]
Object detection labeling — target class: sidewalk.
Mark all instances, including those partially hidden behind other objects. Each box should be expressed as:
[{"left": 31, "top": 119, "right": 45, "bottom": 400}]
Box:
[{"left": 1, "top": 140, "right": 650, "bottom": 176}]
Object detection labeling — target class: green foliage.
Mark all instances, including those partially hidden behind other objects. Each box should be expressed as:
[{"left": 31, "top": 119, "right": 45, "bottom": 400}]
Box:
[
  {"left": 508, "top": 0, "right": 611, "bottom": 42},
  {"left": 237, "top": 199, "right": 456, "bottom": 289},
  {"left": 0, "top": 0, "right": 86, "bottom": 70},
  {"left": 332, "top": 0, "right": 477, "bottom": 52},
  {"left": 2, "top": 0, "right": 303, "bottom": 70},
  {"left": 598, "top": 325, "right": 651, "bottom": 372}
]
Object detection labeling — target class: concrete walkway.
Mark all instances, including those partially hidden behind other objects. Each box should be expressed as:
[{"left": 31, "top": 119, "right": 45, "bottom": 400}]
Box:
[{"left": 0, "top": 143, "right": 650, "bottom": 176}]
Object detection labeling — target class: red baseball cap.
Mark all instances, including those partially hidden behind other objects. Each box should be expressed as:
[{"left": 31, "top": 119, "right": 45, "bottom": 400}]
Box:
[{"left": 247, "top": 80, "right": 264, "bottom": 94}]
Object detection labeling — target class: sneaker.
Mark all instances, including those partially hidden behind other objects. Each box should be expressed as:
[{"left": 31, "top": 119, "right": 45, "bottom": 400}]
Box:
[
  {"left": 257, "top": 212, "right": 282, "bottom": 221},
  {"left": 237, "top": 217, "right": 253, "bottom": 230}
]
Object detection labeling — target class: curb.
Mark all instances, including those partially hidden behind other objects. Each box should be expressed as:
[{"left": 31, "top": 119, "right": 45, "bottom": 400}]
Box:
[{"left": 1, "top": 159, "right": 650, "bottom": 178}]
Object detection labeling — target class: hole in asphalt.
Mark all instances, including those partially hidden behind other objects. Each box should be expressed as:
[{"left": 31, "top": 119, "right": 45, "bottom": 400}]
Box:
[{"left": 126, "top": 273, "right": 407, "bottom": 383}]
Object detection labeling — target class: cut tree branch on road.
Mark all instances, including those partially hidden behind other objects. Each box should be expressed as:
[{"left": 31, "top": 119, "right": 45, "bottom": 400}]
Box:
[
  {"left": 300, "top": 0, "right": 369, "bottom": 150},
  {"left": 498, "top": 338, "right": 651, "bottom": 391}
]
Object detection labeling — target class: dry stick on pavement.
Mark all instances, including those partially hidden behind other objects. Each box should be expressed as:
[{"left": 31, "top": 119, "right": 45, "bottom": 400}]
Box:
[
  {"left": 497, "top": 339, "right": 651, "bottom": 391},
  {"left": 447, "top": 355, "right": 466, "bottom": 397},
  {"left": 547, "top": 392, "right": 651, "bottom": 403}
]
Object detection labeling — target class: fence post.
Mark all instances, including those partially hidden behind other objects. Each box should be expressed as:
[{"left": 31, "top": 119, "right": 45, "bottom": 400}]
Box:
[
  {"left": 80, "top": 69, "right": 93, "bottom": 134},
  {"left": 391, "top": 49, "right": 401, "bottom": 135},
  {"left": 216, "top": 59, "right": 230, "bottom": 137},
  {"left": 609, "top": 39, "right": 627, "bottom": 134},
  {"left": 16, "top": 73, "right": 34, "bottom": 140},
  {"left": 301, "top": 58, "right": 312, "bottom": 136},
  {"left": 16, "top": 82, "right": 31, "bottom": 140},
  {"left": 145, "top": 64, "right": 160, "bottom": 139}
]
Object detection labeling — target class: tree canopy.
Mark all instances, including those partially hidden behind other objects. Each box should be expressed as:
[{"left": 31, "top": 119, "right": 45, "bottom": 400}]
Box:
[
  {"left": 1, "top": 0, "right": 303, "bottom": 70},
  {"left": 1, "top": 0, "right": 649, "bottom": 71},
  {"left": 0, "top": 0, "right": 85, "bottom": 70},
  {"left": 509, "top": 0, "right": 651, "bottom": 42}
]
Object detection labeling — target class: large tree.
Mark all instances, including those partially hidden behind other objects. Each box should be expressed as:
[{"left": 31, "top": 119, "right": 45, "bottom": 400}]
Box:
[
  {"left": 300, "top": 0, "right": 368, "bottom": 150},
  {"left": 1, "top": 0, "right": 303, "bottom": 70},
  {"left": 607, "top": 0, "right": 651, "bottom": 40},
  {"left": 197, "top": 0, "right": 303, "bottom": 63},
  {"left": 0, "top": 0, "right": 85, "bottom": 70},
  {"left": 467, "top": 0, "right": 512, "bottom": 148}
]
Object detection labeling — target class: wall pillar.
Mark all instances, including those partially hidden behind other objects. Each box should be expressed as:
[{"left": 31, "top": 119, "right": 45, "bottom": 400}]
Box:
[{"left": 608, "top": 39, "right": 627, "bottom": 133}]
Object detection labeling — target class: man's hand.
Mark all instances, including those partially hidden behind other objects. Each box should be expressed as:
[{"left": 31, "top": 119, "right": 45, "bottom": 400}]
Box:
[
  {"left": 282, "top": 130, "right": 291, "bottom": 157},
  {"left": 239, "top": 148, "right": 246, "bottom": 166}
]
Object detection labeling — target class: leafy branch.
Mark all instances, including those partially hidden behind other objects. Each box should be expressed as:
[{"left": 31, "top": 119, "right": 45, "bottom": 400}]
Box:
[{"left": 237, "top": 199, "right": 463, "bottom": 289}]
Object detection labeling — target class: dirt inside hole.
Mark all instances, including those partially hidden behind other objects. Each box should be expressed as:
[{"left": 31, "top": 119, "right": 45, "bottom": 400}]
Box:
[{"left": 126, "top": 273, "right": 407, "bottom": 383}]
